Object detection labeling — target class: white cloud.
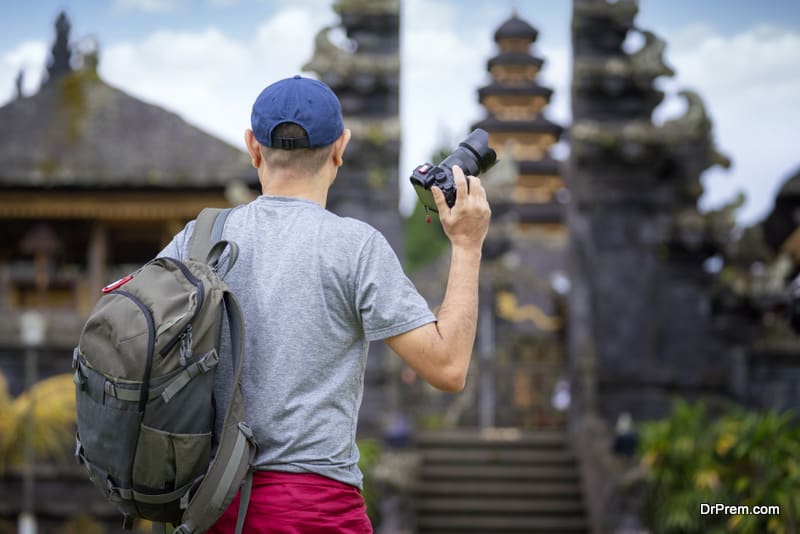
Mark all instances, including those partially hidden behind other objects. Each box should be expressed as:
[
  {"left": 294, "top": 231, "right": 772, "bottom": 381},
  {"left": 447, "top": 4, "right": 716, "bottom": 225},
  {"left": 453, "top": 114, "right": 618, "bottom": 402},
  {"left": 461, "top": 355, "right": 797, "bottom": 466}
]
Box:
[
  {"left": 0, "top": 40, "right": 47, "bottom": 103},
  {"left": 99, "top": 5, "right": 337, "bottom": 150},
  {"left": 113, "top": 0, "right": 184, "bottom": 12},
  {"left": 101, "top": 28, "right": 251, "bottom": 147},
  {"left": 252, "top": 5, "right": 335, "bottom": 79},
  {"left": 657, "top": 23, "right": 800, "bottom": 224},
  {"left": 538, "top": 44, "right": 570, "bottom": 125},
  {"left": 2, "top": 5, "right": 796, "bottom": 227}
]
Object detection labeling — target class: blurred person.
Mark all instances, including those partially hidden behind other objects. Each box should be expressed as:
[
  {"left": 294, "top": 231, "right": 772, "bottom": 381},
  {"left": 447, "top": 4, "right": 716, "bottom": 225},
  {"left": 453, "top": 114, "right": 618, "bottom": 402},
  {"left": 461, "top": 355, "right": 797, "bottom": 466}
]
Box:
[
  {"left": 612, "top": 412, "right": 639, "bottom": 458},
  {"left": 551, "top": 378, "right": 571, "bottom": 412},
  {"left": 158, "top": 75, "right": 491, "bottom": 533}
]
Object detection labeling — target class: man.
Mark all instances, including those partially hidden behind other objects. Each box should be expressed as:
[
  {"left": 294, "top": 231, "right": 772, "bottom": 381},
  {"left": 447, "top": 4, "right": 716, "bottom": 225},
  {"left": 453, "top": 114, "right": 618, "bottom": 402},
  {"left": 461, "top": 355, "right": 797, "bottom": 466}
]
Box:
[{"left": 159, "top": 75, "right": 491, "bottom": 532}]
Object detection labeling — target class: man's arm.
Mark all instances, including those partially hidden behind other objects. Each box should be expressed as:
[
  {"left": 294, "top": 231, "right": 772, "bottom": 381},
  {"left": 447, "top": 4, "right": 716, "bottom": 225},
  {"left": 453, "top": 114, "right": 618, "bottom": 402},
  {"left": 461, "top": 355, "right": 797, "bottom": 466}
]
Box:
[{"left": 385, "top": 166, "right": 491, "bottom": 392}]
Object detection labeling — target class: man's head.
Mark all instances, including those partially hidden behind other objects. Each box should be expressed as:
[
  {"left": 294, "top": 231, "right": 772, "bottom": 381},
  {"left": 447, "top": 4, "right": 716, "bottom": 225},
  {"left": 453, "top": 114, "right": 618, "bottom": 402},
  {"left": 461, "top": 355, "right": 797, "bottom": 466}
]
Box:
[{"left": 245, "top": 75, "right": 350, "bottom": 179}]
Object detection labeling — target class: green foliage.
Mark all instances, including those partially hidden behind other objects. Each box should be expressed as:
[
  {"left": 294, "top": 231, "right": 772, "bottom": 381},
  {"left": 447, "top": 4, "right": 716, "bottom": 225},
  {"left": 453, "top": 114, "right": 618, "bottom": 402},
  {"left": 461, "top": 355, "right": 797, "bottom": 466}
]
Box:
[
  {"left": 403, "top": 146, "right": 451, "bottom": 274},
  {"left": 357, "top": 438, "right": 382, "bottom": 524},
  {"left": 404, "top": 200, "right": 448, "bottom": 273},
  {"left": 639, "top": 398, "right": 800, "bottom": 533}
]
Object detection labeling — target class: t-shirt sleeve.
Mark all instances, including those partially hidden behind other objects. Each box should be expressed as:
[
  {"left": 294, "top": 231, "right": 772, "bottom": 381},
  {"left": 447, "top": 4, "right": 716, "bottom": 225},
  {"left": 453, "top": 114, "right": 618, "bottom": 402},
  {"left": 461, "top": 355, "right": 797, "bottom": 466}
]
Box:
[
  {"left": 355, "top": 231, "right": 437, "bottom": 341},
  {"left": 157, "top": 220, "right": 195, "bottom": 260}
]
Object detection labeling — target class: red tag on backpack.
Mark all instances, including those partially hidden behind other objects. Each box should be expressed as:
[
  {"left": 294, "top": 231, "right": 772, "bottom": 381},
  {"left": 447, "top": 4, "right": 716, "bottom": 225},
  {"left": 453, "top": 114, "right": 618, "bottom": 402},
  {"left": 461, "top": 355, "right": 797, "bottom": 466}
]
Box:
[{"left": 102, "top": 275, "right": 133, "bottom": 293}]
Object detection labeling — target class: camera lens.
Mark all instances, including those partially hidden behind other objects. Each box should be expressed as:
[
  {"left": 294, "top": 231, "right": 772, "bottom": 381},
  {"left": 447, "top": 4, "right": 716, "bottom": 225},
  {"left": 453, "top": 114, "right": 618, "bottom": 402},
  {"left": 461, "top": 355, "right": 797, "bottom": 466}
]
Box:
[
  {"left": 408, "top": 128, "right": 497, "bottom": 213},
  {"left": 440, "top": 129, "right": 497, "bottom": 177}
]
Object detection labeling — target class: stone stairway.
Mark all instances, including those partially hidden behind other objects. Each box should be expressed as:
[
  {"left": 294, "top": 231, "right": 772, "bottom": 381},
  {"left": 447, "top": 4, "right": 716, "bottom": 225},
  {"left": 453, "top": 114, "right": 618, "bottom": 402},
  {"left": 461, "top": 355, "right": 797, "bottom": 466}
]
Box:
[{"left": 413, "top": 429, "right": 589, "bottom": 533}]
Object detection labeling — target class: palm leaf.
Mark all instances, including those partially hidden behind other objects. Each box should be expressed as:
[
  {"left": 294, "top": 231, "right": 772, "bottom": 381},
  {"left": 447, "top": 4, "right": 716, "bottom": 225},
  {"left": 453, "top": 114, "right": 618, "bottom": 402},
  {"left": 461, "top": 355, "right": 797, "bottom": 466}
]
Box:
[{"left": 0, "top": 373, "right": 76, "bottom": 472}]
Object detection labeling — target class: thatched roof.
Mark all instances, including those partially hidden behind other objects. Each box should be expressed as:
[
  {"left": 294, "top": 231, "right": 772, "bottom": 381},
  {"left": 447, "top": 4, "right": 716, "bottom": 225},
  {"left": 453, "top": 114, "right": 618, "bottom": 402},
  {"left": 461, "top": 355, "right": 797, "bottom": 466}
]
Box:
[{"left": 0, "top": 68, "right": 253, "bottom": 188}]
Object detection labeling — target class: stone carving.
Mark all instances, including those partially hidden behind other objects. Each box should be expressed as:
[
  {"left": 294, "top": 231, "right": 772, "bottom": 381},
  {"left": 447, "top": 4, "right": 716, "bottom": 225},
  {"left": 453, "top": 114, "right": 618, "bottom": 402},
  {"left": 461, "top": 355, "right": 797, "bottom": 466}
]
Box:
[{"left": 46, "top": 11, "right": 73, "bottom": 83}]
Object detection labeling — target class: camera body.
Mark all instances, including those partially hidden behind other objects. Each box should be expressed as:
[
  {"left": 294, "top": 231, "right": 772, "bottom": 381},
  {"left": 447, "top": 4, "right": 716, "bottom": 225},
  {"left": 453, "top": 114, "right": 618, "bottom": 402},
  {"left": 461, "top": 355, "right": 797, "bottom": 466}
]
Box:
[{"left": 410, "top": 129, "right": 497, "bottom": 213}]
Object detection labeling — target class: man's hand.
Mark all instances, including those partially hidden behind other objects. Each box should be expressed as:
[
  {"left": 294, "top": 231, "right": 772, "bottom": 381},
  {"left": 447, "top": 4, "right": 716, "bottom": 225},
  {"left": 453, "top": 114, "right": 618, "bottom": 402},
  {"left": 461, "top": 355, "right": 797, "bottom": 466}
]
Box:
[{"left": 432, "top": 165, "right": 491, "bottom": 250}]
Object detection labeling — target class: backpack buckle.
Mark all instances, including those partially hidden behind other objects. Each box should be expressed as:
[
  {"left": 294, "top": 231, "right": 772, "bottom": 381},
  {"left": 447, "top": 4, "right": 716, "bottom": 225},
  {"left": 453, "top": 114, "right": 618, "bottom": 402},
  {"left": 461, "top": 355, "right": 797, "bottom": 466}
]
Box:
[
  {"left": 106, "top": 478, "right": 119, "bottom": 499},
  {"left": 198, "top": 349, "right": 219, "bottom": 373},
  {"left": 73, "top": 369, "right": 86, "bottom": 390}
]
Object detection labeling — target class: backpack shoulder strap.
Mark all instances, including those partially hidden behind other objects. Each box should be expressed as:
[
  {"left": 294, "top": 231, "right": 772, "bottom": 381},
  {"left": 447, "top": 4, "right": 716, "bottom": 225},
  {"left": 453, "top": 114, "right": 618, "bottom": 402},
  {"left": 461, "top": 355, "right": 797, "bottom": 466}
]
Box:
[
  {"left": 174, "top": 289, "right": 256, "bottom": 534},
  {"left": 188, "top": 207, "right": 233, "bottom": 261}
]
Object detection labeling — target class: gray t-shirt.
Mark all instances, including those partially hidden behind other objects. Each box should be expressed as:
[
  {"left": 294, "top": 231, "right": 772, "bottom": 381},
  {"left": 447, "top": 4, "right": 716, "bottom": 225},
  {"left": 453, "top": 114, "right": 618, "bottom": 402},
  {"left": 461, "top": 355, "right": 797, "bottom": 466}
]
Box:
[{"left": 159, "top": 195, "right": 435, "bottom": 488}]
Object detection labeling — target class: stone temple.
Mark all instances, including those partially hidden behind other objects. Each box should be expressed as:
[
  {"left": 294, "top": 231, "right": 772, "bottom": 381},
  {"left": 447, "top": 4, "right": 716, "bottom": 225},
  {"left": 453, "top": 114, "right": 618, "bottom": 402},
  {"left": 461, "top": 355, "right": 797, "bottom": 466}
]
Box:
[
  {"left": 1, "top": 3, "right": 799, "bottom": 533},
  {"left": 0, "top": 10, "right": 255, "bottom": 530}
]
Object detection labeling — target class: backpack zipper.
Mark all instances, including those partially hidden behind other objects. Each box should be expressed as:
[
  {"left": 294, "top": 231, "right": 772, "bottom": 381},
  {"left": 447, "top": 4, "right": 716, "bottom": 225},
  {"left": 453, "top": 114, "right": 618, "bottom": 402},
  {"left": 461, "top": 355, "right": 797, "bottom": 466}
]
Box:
[
  {"left": 113, "top": 289, "right": 156, "bottom": 413},
  {"left": 159, "top": 258, "right": 206, "bottom": 358}
]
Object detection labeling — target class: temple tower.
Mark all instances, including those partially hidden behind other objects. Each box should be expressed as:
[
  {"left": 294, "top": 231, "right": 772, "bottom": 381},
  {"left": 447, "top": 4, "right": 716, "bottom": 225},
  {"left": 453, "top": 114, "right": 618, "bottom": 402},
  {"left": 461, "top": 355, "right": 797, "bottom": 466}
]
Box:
[
  {"left": 474, "top": 11, "right": 565, "bottom": 228},
  {"left": 468, "top": 12, "right": 568, "bottom": 429},
  {"left": 567, "top": 0, "right": 732, "bottom": 424},
  {"left": 564, "top": 2, "right": 739, "bottom": 529}
]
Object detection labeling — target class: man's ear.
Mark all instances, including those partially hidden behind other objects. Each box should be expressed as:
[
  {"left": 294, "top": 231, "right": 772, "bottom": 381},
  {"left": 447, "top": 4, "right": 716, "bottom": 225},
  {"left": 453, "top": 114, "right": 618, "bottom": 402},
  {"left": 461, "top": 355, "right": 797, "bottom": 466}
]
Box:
[
  {"left": 332, "top": 128, "right": 352, "bottom": 167},
  {"left": 244, "top": 129, "right": 262, "bottom": 168}
]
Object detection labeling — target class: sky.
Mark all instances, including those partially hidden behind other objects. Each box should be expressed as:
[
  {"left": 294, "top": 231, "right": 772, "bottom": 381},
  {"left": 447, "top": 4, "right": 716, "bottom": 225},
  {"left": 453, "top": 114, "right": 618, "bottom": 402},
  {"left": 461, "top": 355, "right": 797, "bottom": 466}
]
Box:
[{"left": 0, "top": 0, "right": 798, "bottom": 223}]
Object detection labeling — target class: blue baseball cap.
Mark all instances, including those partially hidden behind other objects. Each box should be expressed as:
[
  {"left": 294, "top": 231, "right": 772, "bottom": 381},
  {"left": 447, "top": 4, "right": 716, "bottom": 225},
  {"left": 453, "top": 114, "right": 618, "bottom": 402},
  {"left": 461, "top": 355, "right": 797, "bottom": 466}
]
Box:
[{"left": 251, "top": 75, "right": 344, "bottom": 150}]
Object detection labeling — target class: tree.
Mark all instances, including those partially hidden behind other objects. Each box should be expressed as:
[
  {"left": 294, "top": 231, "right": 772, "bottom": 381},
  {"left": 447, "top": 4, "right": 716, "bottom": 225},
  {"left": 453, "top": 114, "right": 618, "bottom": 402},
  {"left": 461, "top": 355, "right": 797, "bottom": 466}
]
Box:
[
  {"left": 639, "top": 398, "right": 800, "bottom": 533},
  {"left": 0, "top": 372, "right": 76, "bottom": 472}
]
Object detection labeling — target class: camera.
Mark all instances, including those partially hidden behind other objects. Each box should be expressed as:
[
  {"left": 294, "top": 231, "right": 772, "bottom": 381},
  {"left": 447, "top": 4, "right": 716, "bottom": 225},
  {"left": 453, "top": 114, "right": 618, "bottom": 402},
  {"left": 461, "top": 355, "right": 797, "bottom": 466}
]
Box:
[{"left": 410, "top": 128, "right": 497, "bottom": 213}]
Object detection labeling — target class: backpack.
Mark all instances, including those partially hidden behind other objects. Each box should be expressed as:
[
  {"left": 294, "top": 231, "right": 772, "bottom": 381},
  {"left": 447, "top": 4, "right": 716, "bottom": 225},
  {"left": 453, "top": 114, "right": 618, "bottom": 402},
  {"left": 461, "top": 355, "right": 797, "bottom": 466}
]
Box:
[{"left": 73, "top": 208, "right": 256, "bottom": 534}]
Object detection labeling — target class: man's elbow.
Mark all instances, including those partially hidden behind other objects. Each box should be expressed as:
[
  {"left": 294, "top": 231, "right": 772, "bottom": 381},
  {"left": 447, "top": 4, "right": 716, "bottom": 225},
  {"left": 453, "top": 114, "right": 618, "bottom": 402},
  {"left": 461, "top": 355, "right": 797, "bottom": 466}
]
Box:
[{"left": 435, "top": 363, "right": 468, "bottom": 393}]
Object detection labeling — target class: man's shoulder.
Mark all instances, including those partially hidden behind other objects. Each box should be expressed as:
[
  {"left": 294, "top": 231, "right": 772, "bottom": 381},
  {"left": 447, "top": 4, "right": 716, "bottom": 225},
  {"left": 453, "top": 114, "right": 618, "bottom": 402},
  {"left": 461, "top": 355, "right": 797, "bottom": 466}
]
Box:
[
  {"left": 331, "top": 213, "right": 379, "bottom": 234},
  {"left": 319, "top": 211, "right": 381, "bottom": 242}
]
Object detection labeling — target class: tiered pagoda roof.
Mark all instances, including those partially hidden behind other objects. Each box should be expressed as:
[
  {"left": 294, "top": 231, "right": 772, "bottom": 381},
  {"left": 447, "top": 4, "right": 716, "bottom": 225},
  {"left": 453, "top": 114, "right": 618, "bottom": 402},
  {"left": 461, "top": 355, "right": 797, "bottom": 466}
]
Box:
[
  {"left": 478, "top": 80, "right": 552, "bottom": 99},
  {"left": 488, "top": 52, "right": 544, "bottom": 70},
  {"left": 473, "top": 115, "right": 563, "bottom": 135},
  {"left": 493, "top": 13, "right": 538, "bottom": 42},
  {"left": 473, "top": 11, "right": 565, "bottom": 224}
]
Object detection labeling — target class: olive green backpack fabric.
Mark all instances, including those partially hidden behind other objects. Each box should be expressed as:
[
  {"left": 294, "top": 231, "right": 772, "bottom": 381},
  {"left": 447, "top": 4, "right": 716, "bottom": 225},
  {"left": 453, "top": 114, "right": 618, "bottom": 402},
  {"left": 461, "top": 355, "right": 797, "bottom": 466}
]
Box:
[{"left": 73, "top": 208, "right": 256, "bottom": 534}]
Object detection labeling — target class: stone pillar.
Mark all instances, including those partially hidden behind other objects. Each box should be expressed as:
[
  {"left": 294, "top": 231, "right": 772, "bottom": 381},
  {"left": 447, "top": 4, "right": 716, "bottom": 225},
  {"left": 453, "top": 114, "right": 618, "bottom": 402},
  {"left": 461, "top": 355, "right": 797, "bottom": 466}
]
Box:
[{"left": 85, "top": 224, "right": 108, "bottom": 311}]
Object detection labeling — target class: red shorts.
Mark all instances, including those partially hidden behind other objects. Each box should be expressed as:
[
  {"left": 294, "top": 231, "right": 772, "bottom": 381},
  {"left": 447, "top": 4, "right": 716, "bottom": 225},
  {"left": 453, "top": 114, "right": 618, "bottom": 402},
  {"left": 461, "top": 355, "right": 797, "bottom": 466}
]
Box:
[{"left": 206, "top": 471, "right": 373, "bottom": 534}]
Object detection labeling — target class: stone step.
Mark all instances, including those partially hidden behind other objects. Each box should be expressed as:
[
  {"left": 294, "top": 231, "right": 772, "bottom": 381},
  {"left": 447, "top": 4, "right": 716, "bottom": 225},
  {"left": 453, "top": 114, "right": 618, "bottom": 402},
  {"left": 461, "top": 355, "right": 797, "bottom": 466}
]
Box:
[
  {"left": 420, "top": 464, "right": 580, "bottom": 482},
  {"left": 416, "top": 480, "right": 583, "bottom": 499},
  {"left": 416, "top": 429, "right": 568, "bottom": 449},
  {"left": 421, "top": 447, "right": 577, "bottom": 465},
  {"left": 416, "top": 497, "right": 586, "bottom": 514},
  {"left": 413, "top": 430, "right": 589, "bottom": 533},
  {"left": 416, "top": 514, "right": 589, "bottom": 533}
]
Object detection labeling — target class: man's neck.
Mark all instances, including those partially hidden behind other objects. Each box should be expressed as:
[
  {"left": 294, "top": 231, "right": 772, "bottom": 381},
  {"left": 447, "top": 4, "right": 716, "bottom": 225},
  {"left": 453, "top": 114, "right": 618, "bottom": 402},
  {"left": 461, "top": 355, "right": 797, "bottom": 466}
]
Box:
[{"left": 260, "top": 175, "right": 329, "bottom": 207}]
